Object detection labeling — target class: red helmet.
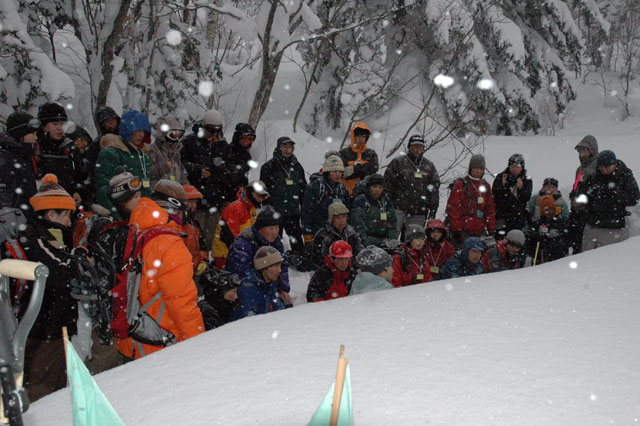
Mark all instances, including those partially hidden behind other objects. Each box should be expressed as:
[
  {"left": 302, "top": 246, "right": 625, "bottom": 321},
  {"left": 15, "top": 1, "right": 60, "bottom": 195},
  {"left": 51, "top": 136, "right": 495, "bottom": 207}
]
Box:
[{"left": 330, "top": 240, "right": 353, "bottom": 258}]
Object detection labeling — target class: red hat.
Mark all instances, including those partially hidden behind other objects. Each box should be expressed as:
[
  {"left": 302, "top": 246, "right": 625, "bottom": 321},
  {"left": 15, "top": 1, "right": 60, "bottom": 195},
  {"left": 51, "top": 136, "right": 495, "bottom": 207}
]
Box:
[{"left": 330, "top": 240, "right": 353, "bottom": 258}]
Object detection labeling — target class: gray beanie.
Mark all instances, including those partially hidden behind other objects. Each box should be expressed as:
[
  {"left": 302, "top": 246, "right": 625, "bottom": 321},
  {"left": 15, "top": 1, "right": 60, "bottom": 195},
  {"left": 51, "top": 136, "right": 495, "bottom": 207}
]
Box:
[
  {"left": 468, "top": 154, "right": 486, "bottom": 172},
  {"left": 254, "top": 246, "right": 283, "bottom": 270},
  {"left": 505, "top": 229, "right": 525, "bottom": 247},
  {"left": 328, "top": 202, "right": 349, "bottom": 223},
  {"left": 323, "top": 155, "right": 345, "bottom": 172},
  {"left": 356, "top": 245, "right": 392, "bottom": 275}
]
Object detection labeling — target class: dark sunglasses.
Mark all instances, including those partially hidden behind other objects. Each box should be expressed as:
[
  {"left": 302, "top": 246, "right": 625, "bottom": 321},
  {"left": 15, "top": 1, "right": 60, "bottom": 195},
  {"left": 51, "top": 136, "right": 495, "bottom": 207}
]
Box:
[
  {"left": 8, "top": 118, "right": 40, "bottom": 133},
  {"left": 166, "top": 129, "right": 184, "bottom": 142},
  {"left": 204, "top": 124, "right": 223, "bottom": 134}
]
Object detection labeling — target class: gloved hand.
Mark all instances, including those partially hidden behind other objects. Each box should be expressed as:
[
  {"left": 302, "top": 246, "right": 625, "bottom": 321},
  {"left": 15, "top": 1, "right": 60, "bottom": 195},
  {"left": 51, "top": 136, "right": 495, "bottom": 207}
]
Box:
[
  {"left": 343, "top": 165, "right": 355, "bottom": 179},
  {"left": 195, "top": 262, "right": 208, "bottom": 276}
]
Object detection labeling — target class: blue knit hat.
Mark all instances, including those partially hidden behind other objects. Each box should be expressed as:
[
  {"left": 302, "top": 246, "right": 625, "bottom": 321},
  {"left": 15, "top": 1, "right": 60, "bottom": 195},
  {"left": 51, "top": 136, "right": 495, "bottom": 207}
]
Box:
[{"left": 463, "top": 237, "right": 484, "bottom": 251}]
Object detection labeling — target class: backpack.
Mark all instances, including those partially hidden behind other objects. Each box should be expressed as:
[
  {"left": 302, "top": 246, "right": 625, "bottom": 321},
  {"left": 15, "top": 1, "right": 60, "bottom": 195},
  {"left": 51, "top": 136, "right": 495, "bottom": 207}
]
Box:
[
  {"left": 72, "top": 210, "right": 112, "bottom": 248},
  {"left": 73, "top": 221, "right": 179, "bottom": 348},
  {"left": 0, "top": 206, "right": 29, "bottom": 314}
]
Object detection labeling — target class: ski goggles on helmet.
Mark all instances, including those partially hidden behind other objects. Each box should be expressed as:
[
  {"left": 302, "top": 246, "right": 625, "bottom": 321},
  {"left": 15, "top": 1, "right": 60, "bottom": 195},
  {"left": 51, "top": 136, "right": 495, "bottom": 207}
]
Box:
[
  {"left": 204, "top": 124, "right": 223, "bottom": 135},
  {"left": 8, "top": 118, "right": 41, "bottom": 134},
  {"left": 166, "top": 129, "right": 184, "bottom": 142}
]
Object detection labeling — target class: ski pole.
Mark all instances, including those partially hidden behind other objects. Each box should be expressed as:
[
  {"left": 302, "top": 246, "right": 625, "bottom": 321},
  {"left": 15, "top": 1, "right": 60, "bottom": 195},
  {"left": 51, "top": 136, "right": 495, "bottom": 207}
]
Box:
[{"left": 533, "top": 241, "right": 540, "bottom": 266}]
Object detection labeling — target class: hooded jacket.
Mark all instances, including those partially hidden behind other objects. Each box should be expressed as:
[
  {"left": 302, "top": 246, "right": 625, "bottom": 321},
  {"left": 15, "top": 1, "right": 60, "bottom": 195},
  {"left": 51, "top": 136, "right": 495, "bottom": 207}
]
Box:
[
  {"left": 583, "top": 160, "right": 639, "bottom": 229},
  {"left": 438, "top": 249, "right": 485, "bottom": 280},
  {"left": 225, "top": 224, "right": 290, "bottom": 292},
  {"left": 225, "top": 125, "right": 254, "bottom": 202},
  {"left": 229, "top": 269, "right": 286, "bottom": 321},
  {"left": 339, "top": 122, "right": 379, "bottom": 193},
  {"left": 481, "top": 240, "right": 524, "bottom": 273},
  {"left": 259, "top": 138, "right": 307, "bottom": 218},
  {"left": 115, "top": 198, "right": 204, "bottom": 358},
  {"left": 384, "top": 149, "right": 440, "bottom": 217},
  {"left": 0, "top": 133, "right": 37, "bottom": 211},
  {"left": 301, "top": 174, "right": 350, "bottom": 236},
  {"left": 95, "top": 133, "right": 152, "bottom": 217},
  {"left": 306, "top": 255, "right": 356, "bottom": 302},
  {"left": 570, "top": 136, "right": 599, "bottom": 210},
  {"left": 221, "top": 186, "right": 260, "bottom": 238},
  {"left": 34, "top": 129, "right": 82, "bottom": 196},
  {"left": 527, "top": 190, "right": 569, "bottom": 224},
  {"left": 391, "top": 245, "right": 433, "bottom": 287},
  {"left": 446, "top": 176, "right": 496, "bottom": 235},
  {"left": 311, "top": 223, "right": 364, "bottom": 269},
  {"left": 424, "top": 221, "right": 456, "bottom": 278}
]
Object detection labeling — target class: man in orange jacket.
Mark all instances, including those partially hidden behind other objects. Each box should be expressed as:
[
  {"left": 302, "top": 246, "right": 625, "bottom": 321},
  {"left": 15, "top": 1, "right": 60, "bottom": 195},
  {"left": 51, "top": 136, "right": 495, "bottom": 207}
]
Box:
[{"left": 116, "top": 196, "right": 205, "bottom": 359}]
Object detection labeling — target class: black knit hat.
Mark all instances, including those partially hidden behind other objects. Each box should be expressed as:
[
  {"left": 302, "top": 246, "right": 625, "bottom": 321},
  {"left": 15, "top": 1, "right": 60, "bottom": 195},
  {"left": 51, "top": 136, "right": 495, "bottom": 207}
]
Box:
[
  {"left": 597, "top": 150, "right": 617, "bottom": 168},
  {"left": 38, "top": 102, "right": 68, "bottom": 125},
  {"left": 543, "top": 177, "right": 559, "bottom": 188},
  {"left": 95, "top": 106, "right": 120, "bottom": 125},
  {"left": 255, "top": 205, "right": 280, "bottom": 230},
  {"left": 408, "top": 134, "right": 425, "bottom": 147},
  {"left": 6, "top": 112, "right": 39, "bottom": 140},
  {"left": 508, "top": 153, "right": 525, "bottom": 167},
  {"left": 367, "top": 173, "right": 385, "bottom": 187}
]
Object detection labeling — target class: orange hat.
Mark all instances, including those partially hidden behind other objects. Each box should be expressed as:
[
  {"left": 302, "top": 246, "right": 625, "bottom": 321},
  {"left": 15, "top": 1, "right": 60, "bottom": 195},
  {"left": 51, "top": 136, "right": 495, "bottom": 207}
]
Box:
[
  {"left": 182, "top": 184, "right": 203, "bottom": 200},
  {"left": 538, "top": 194, "right": 560, "bottom": 216},
  {"left": 29, "top": 175, "right": 76, "bottom": 212}
]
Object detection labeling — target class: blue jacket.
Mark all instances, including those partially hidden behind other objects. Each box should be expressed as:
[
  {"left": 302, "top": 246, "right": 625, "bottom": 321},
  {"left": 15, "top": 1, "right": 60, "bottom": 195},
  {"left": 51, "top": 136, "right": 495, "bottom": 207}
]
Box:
[
  {"left": 439, "top": 250, "right": 485, "bottom": 280},
  {"left": 225, "top": 225, "right": 290, "bottom": 292},
  {"left": 229, "top": 269, "right": 286, "bottom": 321},
  {"left": 301, "top": 174, "right": 350, "bottom": 235}
]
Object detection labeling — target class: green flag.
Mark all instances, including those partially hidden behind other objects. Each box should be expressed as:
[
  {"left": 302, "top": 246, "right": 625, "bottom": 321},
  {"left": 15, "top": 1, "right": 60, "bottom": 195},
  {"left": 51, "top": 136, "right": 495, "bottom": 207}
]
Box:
[
  {"left": 308, "top": 365, "right": 354, "bottom": 426},
  {"left": 66, "top": 341, "right": 125, "bottom": 426}
]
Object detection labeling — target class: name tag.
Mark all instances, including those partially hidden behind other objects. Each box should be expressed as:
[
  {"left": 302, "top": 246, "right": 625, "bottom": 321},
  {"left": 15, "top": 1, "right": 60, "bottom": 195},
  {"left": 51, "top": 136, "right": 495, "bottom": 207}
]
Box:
[
  {"left": 416, "top": 273, "right": 424, "bottom": 280},
  {"left": 430, "top": 266, "right": 439, "bottom": 274},
  {"left": 477, "top": 196, "right": 484, "bottom": 204},
  {"left": 380, "top": 212, "right": 387, "bottom": 220},
  {"left": 143, "top": 180, "right": 150, "bottom": 188},
  {"left": 414, "top": 172, "right": 423, "bottom": 178},
  {"left": 286, "top": 179, "right": 294, "bottom": 186},
  {"left": 333, "top": 198, "right": 342, "bottom": 204},
  {"left": 170, "top": 175, "right": 176, "bottom": 181}
]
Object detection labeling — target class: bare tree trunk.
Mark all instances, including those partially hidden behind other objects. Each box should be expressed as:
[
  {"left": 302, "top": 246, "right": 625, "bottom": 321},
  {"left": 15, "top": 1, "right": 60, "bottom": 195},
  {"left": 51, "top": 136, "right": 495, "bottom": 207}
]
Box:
[{"left": 96, "top": 0, "right": 134, "bottom": 109}]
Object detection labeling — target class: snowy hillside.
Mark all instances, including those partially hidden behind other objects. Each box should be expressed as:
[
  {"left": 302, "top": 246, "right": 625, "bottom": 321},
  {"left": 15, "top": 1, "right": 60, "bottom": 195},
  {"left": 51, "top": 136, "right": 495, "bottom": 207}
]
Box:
[{"left": 28, "top": 235, "right": 640, "bottom": 425}]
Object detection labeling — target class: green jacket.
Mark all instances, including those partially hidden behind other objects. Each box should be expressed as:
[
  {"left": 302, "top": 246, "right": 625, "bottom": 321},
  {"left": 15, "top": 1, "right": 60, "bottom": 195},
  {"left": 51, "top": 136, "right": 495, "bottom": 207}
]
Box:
[
  {"left": 95, "top": 135, "right": 151, "bottom": 217},
  {"left": 350, "top": 192, "right": 398, "bottom": 246}
]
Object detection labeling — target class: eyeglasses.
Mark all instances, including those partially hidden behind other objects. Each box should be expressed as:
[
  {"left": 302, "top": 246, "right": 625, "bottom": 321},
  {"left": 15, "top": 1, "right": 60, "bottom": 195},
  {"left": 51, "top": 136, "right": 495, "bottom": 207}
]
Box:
[
  {"left": 166, "top": 129, "right": 184, "bottom": 142},
  {"left": 8, "top": 118, "right": 40, "bottom": 133}
]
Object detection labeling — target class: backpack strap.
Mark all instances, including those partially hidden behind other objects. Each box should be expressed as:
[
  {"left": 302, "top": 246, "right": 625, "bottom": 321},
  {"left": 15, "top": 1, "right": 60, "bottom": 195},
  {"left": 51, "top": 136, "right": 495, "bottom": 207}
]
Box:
[{"left": 4, "top": 239, "right": 28, "bottom": 310}]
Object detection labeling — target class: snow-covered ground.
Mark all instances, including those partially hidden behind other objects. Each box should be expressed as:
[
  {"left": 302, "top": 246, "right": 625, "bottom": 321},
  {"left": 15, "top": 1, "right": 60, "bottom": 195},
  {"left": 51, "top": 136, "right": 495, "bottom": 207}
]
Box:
[{"left": 27, "top": 74, "right": 640, "bottom": 424}]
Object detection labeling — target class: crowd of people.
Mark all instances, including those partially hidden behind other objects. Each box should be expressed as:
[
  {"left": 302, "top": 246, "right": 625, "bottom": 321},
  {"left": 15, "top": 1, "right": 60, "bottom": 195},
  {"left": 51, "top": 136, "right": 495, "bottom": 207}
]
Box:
[{"left": 1, "top": 102, "right": 639, "bottom": 402}]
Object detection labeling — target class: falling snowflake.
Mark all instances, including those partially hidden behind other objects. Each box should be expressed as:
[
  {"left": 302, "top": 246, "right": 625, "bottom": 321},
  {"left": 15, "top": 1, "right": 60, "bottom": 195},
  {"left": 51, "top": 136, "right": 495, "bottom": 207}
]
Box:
[
  {"left": 434, "top": 74, "right": 455, "bottom": 89},
  {"left": 284, "top": 110, "right": 289, "bottom": 115},
  {"left": 198, "top": 81, "right": 214, "bottom": 97},
  {"left": 575, "top": 194, "right": 588, "bottom": 204},
  {"left": 62, "top": 42, "right": 68, "bottom": 48},
  {"left": 251, "top": 180, "right": 266, "bottom": 193},
  {"left": 478, "top": 185, "right": 487, "bottom": 193},
  {"left": 153, "top": 259, "right": 162, "bottom": 267},
  {"left": 382, "top": 20, "right": 390, "bottom": 27},
  {"left": 165, "top": 29, "right": 182, "bottom": 46},
  {"left": 271, "top": 330, "right": 280, "bottom": 339},
  {"left": 445, "top": 283, "right": 453, "bottom": 291},
  {"left": 284, "top": 84, "right": 291, "bottom": 90},
  {"left": 160, "top": 123, "right": 170, "bottom": 132},
  {"left": 248, "top": 160, "right": 259, "bottom": 169},
  {"left": 325, "top": 136, "right": 333, "bottom": 143},
  {"left": 476, "top": 78, "right": 494, "bottom": 90},
  {"left": 66, "top": 103, "right": 74, "bottom": 110},
  {"left": 569, "top": 261, "right": 578, "bottom": 269},
  {"left": 152, "top": 210, "right": 160, "bottom": 218},
  {"left": 373, "top": 131, "right": 381, "bottom": 139},
  {"left": 610, "top": 90, "right": 618, "bottom": 97}
]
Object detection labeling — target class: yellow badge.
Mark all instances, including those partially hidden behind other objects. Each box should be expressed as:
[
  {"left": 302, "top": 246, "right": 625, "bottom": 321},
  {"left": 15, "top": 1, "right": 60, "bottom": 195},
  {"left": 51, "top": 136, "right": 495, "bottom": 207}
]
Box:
[
  {"left": 170, "top": 175, "right": 176, "bottom": 181},
  {"left": 414, "top": 172, "right": 423, "bottom": 178},
  {"left": 380, "top": 212, "right": 387, "bottom": 220},
  {"left": 430, "top": 266, "right": 440, "bottom": 274},
  {"left": 143, "top": 180, "right": 150, "bottom": 188},
  {"left": 286, "top": 179, "right": 294, "bottom": 186},
  {"left": 416, "top": 273, "right": 424, "bottom": 280},
  {"left": 477, "top": 196, "right": 484, "bottom": 204}
]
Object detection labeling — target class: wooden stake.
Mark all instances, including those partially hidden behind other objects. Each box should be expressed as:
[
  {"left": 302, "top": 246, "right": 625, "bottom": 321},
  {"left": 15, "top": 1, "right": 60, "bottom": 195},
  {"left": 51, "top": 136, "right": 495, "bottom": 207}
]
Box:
[
  {"left": 62, "top": 327, "right": 69, "bottom": 363},
  {"left": 329, "top": 345, "right": 348, "bottom": 426},
  {"left": 533, "top": 241, "right": 541, "bottom": 266}
]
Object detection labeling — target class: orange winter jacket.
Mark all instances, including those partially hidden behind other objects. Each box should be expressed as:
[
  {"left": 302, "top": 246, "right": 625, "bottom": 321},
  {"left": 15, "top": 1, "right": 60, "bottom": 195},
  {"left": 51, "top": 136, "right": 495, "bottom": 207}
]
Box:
[
  {"left": 339, "top": 122, "right": 379, "bottom": 193},
  {"left": 221, "top": 186, "right": 257, "bottom": 238},
  {"left": 116, "top": 197, "right": 204, "bottom": 358}
]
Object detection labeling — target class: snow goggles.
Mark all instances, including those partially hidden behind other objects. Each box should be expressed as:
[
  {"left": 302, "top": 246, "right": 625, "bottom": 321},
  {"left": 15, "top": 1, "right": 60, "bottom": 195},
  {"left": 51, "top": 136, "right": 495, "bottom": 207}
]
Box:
[
  {"left": 204, "top": 124, "right": 223, "bottom": 134},
  {"left": 166, "top": 129, "right": 184, "bottom": 142},
  {"left": 112, "top": 176, "right": 142, "bottom": 194},
  {"left": 8, "top": 118, "right": 40, "bottom": 133}
]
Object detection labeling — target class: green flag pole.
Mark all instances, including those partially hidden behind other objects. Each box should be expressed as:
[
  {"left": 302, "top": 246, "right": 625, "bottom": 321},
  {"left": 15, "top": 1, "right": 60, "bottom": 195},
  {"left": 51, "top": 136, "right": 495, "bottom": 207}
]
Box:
[{"left": 330, "top": 345, "right": 348, "bottom": 426}]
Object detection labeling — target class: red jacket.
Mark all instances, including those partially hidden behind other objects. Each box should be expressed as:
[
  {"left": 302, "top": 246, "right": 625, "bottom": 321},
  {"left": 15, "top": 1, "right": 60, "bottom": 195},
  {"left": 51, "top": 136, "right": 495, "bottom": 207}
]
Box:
[
  {"left": 425, "top": 240, "right": 456, "bottom": 277},
  {"left": 391, "top": 246, "right": 433, "bottom": 288},
  {"left": 446, "top": 176, "right": 496, "bottom": 235},
  {"left": 221, "top": 186, "right": 257, "bottom": 238},
  {"left": 116, "top": 198, "right": 204, "bottom": 358}
]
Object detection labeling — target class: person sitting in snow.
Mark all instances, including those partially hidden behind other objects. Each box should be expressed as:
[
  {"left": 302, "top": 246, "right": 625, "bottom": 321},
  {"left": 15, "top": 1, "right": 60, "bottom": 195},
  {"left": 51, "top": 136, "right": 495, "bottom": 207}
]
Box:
[
  {"left": 350, "top": 245, "right": 395, "bottom": 295},
  {"left": 424, "top": 219, "right": 456, "bottom": 280},
  {"left": 391, "top": 225, "right": 433, "bottom": 287},
  {"left": 482, "top": 229, "right": 526, "bottom": 273},
  {"left": 526, "top": 194, "right": 569, "bottom": 264},
  {"left": 307, "top": 240, "right": 358, "bottom": 302},
  {"left": 311, "top": 201, "right": 364, "bottom": 269},
  {"left": 225, "top": 206, "right": 292, "bottom": 306},
  {"left": 526, "top": 177, "right": 569, "bottom": 226},
  {"left": 229, "top": 246, "right": 288, "bottom": 321},
  {"left": 438, "top": 237, "right": 485, "bottom": 280},
  {"left": 339, "top": 122, "right": 379, "bottom": 194},
  {"left": 349, "top": 173, "right": 398, "bottom": 246}
]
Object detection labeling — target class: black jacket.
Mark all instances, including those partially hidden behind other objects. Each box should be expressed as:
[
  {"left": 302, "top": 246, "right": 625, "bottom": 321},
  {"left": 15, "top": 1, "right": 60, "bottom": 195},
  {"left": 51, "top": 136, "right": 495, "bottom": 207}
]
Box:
[
  {"left": 384, "top": 152, "right": 439, "bottom": 216},
  {"left": 0, "top": 133, "right": 37, "bottom": 212},
  {"left": 311, "top": 224, "right": 364, "bottom": 268},
  {"left": 180, "top": 128, "right": 232, "bottom": 209},
  {"left": 584, "top": 160, "right": 639, "bottom": 229},
  {"left": 492, "top": 169, "right": 533, "bottom": 231},
  {"left": 260, "top": 141, "right": 307, "bottom": 218},
  {"left": 225, "top": 139, "right": 252, "bottom": 202},
  {"left": 19, "top": 219, "right": 78, "bottom": 340},
  {"left": 306, "top": 262, "right": 357, "bottom": 302},
  {"left": 34, "top": 130, "right": 84, "bottom": 196}
]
